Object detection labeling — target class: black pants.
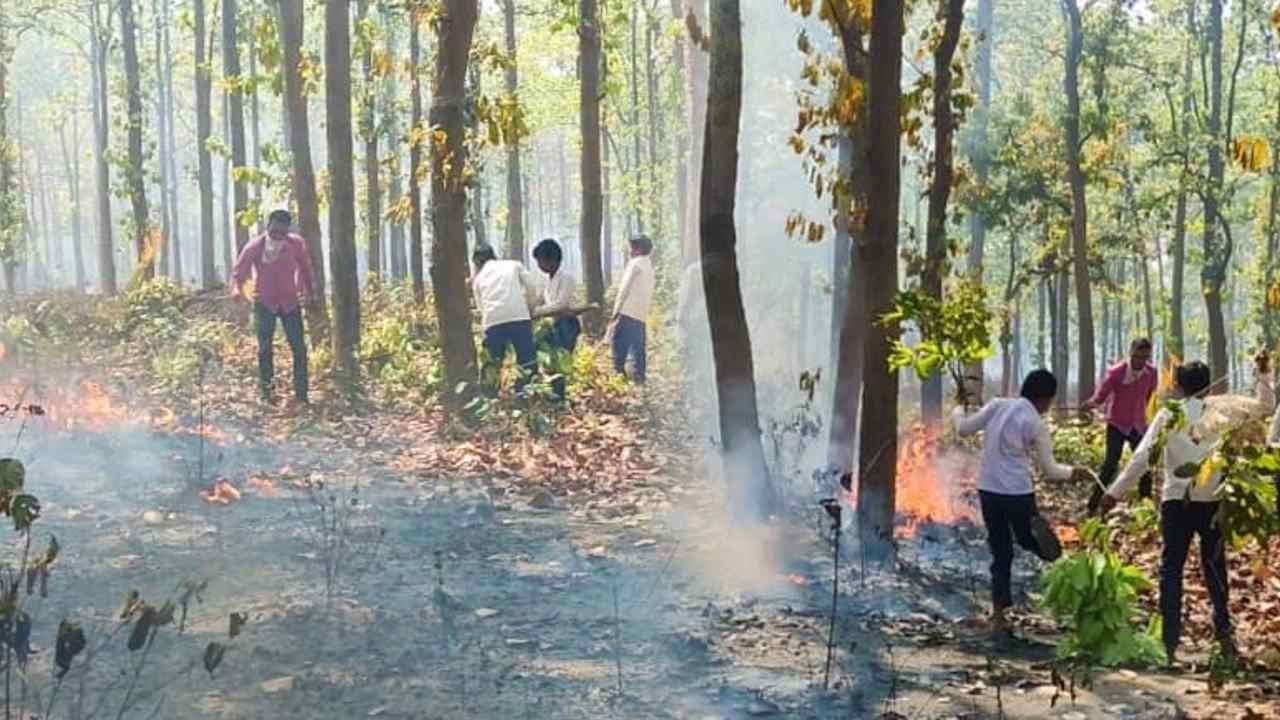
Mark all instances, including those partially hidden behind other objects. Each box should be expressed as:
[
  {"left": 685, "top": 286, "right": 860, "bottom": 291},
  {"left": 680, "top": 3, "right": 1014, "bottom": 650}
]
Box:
[
  {"left": 979, "top": 490, "right": 1044, "bottom": 610},
  {"left": 1089, "top": 425, "right": 1152, "bottom": 512},
  {"left": 544, "top": 316, "right": 581, "bottom": 401},
  {"left": 255, "top": 303, "right": 308, "bottom": 402},
  {"left": 482, "top": 320, "right": 536, "bottom": 396},
  {"left": 1160, "top": 500, "right": 1230, "bottom": 653}
]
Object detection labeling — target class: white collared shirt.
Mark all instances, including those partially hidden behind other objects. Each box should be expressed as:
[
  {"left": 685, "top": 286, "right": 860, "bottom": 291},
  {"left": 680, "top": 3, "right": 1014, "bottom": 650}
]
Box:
[
  {"left": 953, "top": 398, "right": 1073, "bottom": 495},
  {"left": 542, "top": 269, "right": 578, "bottom": 315},
  {"left": 612, "top": 255, "right": 655, "bottom": 322},
  {"left": 472, "top": 259, "right": 535, "bottom": 329},
  {"left": 1115, "top": 372, "right": 1275, "bottom": 502}
]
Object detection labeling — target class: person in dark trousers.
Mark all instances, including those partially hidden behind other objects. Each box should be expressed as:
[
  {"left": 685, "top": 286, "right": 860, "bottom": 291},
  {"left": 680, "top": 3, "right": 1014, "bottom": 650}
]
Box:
[
  {"left": 532, "top": 239, "right": 580, "bottom": 402},
  {"left": 953, "top": 369, "right": 1092, "bottom": 640},
  {"left": 471, "top": 244, "right": 537, "bottom": 397},
  {"left": 1084, "top": 338, "right": 1158, "bottom": 512},
  {"left": 609, "top": 236, "right": 656, "bottom": 383},
  {"left": 1101, "top": 357, "right": 1274, "bottom": 667},
  {"left": 230, "top": 209, "right": 315, "bottom": 406}
]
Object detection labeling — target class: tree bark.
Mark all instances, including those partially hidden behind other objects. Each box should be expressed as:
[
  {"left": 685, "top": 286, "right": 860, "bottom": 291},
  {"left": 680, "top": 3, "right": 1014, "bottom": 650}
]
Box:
[
  {"left": 501, "top": 0, "right": 525, "bottom": 263},
  {"left": 702, "top": 0, "right": 773, "bottom": 519},
  {"left": 1169, "top": 0, "right": 1193, "bottom": 360},
  {"left": 645, "top": 9, "right": 661, "bottom": 236},
  {"left": 381, "top": 12, "right": 406, "bottom": 280},
  {"left": 60, "top": 108, "right": 87, "bottom": 292},
  {"left": 153, "top": 0, "right": 170, "bottom": 278},
  {"left": 326, "top": 0, "right": 363, "bottom": 384},
  {"left": 278, "top": 0, "right": 328, "bottom": 325},
  {"left": 429, "top": 0, "right": 480, "bottom": 408},
  {"left": 579, "top": 0, "right": 605, "bottom": 330},
  {"left": 120, "top": 0, "right": 153, "bottom": 282},
  {"left": 358, "top": 0, "right": 381, "bottom": 281},
  {"left": 684, "top": 0, "right": 708, "bottom": 265},
  {"left": 163, "top": 0, "right": 182, "bottom": 284},
  {"left": 222, "top": 96, "right": 233, "bottom": 276},
  {"left": 922, "top": 0, "right": 964, "bottom": 424},
  {"left": 222, "top": 0, "right": 249, "bottom": 255},
  {"left": 1061, "top": 0, "right": 1094, "bottom": 403},
  {"left": 196, "top": 0, "right": 217, "bottom": 288},
  {"left": 409, "top": 11, "right": 425, "bottom": 302},
  {"left": 248, "top": 0, "right": 263, "bottom": 235},
  {"left": 964, "top": 0, "right": 993, "bottom": 403},
  {"left": 1054, "top": 268, "right": 1070, "bottom": 409},
  {"left": 90, "top": 0, "right": 117, "bottom": 293},
  {"left": 669, "top": 0, "right": 689, "bottom": 260}
]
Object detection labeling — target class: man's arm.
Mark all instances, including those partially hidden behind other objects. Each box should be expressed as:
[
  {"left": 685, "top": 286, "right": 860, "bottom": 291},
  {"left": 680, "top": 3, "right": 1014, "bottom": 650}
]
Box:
[
  {"left": 1083, "top": 366, "right": 1116, "bottom": 410},
  {"left": 1032, "top": 420, "right": 1075, "bottom": 481},
  {"left": 294, "top": 237, "right": 316, "bottom": 302},
  {"left": 612, "top": 262, "right": 637, "bottom": 318},
  {"left": 952, "top": 401, "right": 998, "bottom": 437},
  {"left": 545, "top": 274, "right": 576, "bottom": 315},
  {"left": 229, "top": 238, "right": 260, "bottom": 296},
  {"left": 1107, "top": 409, "right": 1169, "bottom": 498}
]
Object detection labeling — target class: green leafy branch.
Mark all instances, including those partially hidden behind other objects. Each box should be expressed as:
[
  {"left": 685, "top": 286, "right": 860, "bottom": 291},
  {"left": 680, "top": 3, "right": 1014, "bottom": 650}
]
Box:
[{"left": 881, "top": 279, "right": 994, "bottom": 404}]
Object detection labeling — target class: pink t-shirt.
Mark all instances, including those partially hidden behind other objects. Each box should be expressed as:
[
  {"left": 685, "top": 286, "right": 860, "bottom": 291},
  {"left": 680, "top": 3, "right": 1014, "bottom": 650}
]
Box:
[
  {"left": 231, "top": 233, "right": 315, "bottom": 314},
  {"left": 1088, "top": 360, "right": 1158, "bottom": 436}
]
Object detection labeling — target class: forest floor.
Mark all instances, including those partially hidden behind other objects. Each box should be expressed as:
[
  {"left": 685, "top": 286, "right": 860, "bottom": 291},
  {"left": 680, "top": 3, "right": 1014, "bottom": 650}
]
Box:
[{"left": 0, "top": 289, "right": 1277, "bottom": 719}]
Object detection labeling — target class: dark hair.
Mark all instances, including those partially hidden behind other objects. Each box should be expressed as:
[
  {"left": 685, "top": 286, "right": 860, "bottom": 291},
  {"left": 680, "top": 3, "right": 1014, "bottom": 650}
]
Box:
[
  {"left": 1020, "top": 369, "right": 1058, "bottom": 402},
  {"left": 1131, "top": 337, "right": 1153, "bottom": 351},
  {"left": 532, "top": 239, "right": 562, "bottom": 264},
  {"left": 472, "top": 244, "right": 497, "bottom": 265},
  {"left": 1175, "top": 361, "right": 1212, "bottom": 397},
  {"left": 268, "top": 209, "right": 292, "bottom": 226},
  {"left": 629, "top": 236, "right": 653, "bottom": 255}
]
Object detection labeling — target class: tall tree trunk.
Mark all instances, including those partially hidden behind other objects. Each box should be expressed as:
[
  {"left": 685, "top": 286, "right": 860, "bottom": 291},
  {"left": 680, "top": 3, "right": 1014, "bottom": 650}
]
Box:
[
  {"left": 467, "top": 66, "right": 488, "bottom": 250},
  {"left": 964, "top": 0, "right": 993, "bottom": 403},
  {"left": 579, "top": 0, "right": 605, "bottom": 328},
  {"left": 1037, "top": 277, "right": 1046, "bottom": 368},
  {"left": 90, "top": 1, "right": 117, "bottom": 294},
  {"left": 153, "top": 0, "right": 171, "bottom": 278},
  {"left": 326, "top": 0, "right": 362, "bottom": 384},
  {"left": 221, "top": 96, "right": 233, "bottom": 276},
  {"left": 702, "top": 0, "right": 772, "bottom": 519},
  {"left": 629, "top": 2, "right": 643, "bottom": 236},
  {"left": 163, "top": 0, "right": 182, "bottom": 284},
  {"left": 409, "top": 11, "right": 425, "bottom": 301},
  {"left": 1267, "top": 84, "right": 1280, "bottom": 349},
  {"left": 381, "top": 11, "right": 406, "bottom": 280},
  {"left": 121, "top": 0, "right": 153, "bottom": 281},
  {"left": 196, "top": 0, "right": 217, "bottom": 288},
  {"left": 0, "top": 1, "right": 14, "bottom": 294},
  {"left": 430, "top": 0, "right": 480, "bottom": 407},
  {"left": 223, "top": 0, "right": 249, "bottom": 255},
  {"left": 1061, "top": 0, "right": 1094, "bottom": 403},
  {"left": 684, "top": 0, "right": 708, "bottom": 265},
  {"left": 856, "top": 0, "right": 904, "bottom": 562},
  {"left": 248, "top": 0, "right": 263, "bottom": 234},
  {"left": 358, "top": 0, "right": 381, "bottom": 280},
  {"left": 670, "top": 0, "right": 689, "bottom": 259},
  {"left": 922, "top": 0, "right": 964, "bottom": 423},
  {"left": 501, "top": 0, "right": 525, "bottom": 263},
  {"left": 60, "top": 109, "right": 86, "bottom": 291},
  {"left": 1169, "top": 0, "right": 1193, "bottom": 359},
  {"left": 602, "top": 111, "right": 613, "bottom": 285},
  {"left": 645, "top": 10, "right": 661, "bottom": 236},
  {"left": 278, "top": 0, "right": 328, "bottom": 324},
  {"left": 1054, "top": 268, "right": 1070, "bottom": 409}
]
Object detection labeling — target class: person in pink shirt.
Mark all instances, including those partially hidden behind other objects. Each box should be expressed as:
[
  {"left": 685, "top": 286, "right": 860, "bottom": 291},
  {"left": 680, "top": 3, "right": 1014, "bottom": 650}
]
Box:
[
  {"left": 1083, "top": 337, "right": 1157, "bottom": 511},
  {"left": 230, "top": 209, "right": 316, "bottom": 405}
]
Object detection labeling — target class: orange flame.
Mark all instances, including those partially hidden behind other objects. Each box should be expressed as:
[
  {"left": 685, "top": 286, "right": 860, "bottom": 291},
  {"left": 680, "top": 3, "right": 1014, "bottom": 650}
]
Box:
[
  {"left": 0, "top": 380, "right": 135, "bottom": 432},
  {"left": 892, "top": 424, "right": 977, "bottom": 536}
]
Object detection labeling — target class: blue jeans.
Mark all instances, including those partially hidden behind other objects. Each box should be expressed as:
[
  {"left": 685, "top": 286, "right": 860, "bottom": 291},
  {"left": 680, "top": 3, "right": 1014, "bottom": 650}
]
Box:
[
  {"left": 612, "top": 315, "right": 646, "bottom": 383},
  {"left": 482, "top": 320, "right": 536, "bottom": 396},
  {"left": 546, "top": 317, "right": 580, "bottom": 400}
]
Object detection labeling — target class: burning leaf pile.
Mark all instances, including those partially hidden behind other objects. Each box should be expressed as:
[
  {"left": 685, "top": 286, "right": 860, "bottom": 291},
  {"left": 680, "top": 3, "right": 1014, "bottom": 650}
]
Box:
[{"left": 891, "top": 424, "right": 979, "bottom": 537}]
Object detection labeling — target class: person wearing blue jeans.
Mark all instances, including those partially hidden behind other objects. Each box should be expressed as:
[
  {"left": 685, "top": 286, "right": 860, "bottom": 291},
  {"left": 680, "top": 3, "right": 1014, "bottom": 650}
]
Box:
[
  {"left": 471, "top": 244, "right": 537, "bottom": 397},
  {"left": 609, "top": 236, "right": 655, "bottom": 384},
  {"left": 533, "top": 239, "right": 581, "bottom": 401}
]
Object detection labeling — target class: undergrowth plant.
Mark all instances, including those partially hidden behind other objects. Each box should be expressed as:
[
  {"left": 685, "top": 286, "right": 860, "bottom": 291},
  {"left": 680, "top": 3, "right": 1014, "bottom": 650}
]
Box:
[{"left": 1040, "top": 518, "right": 1165, "bottom": 670}]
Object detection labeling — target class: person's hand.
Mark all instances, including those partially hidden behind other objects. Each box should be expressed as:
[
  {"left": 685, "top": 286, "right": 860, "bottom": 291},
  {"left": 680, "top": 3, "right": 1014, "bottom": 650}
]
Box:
[{"left": 1070, "top": 466, "right": 1097, "bottom": 485}]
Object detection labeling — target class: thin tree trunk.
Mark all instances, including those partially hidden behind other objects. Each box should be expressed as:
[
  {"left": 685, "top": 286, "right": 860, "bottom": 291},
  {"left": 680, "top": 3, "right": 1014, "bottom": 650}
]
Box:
[
  {"left": 121, "top": 0, "right": 153, "bottom": 281},
  {"left": 645, "top": 9, "right": 661, "bottom": 236},
  {"left": 153, "top": 0, "right": 171, "bottom": 278},
  {"left": 1169, "top": 0, "right": 1193, "bottom": 359},
  {"left": 90, "top": 1, "right": 118, "bottom": 293},
  {"left": 467, "top": 66, "right": 488, "bottom": 251},
  {"left": 429, "top": 0, "right": 481, "bottom": 409},
  {"left": 223, "top": 0, "right": 249, "bottom": 255},
  {"left": 702, "top": 0, "right": 773, "bottom": 519},
  {"left": 60, "top": 108, "right": 86, "bottom": 291},
  {"left": 0, "top": 2, "right": 14, "bottom": 294},
  {"left": 196, "top": 0, "right": 217, "bottom": 288},
  {"left": 222, "top": 96, "right": 233, "bottom": 276},
  {"left": 358, "top": 0, "right": 381, "bottom": 281},
  {"left": 382, "top": 11, "right": 406, "bottom": 280},
  {"left": 684, "top": 0, "right": 708, "bottom": 265},
  {"left": 603, "top": 110, "right": 613, "bottom": 286},
  {"left": 964, "top": 0, "right": 993, "bottom": 403},
  {"left": 501, "top": 0, "right": 525, "bottom": 263},
  {"left": 579, "top": 0, "right": 605, "bottom": 329},
  {"left": 856, "top": 0, "right": 904, "bottom": 562},
  {"left": 326, "top": 0, "right": 362, "bottom": 383},
  {"left": 670, "top": 0, "right": 689, "bottom": 259},
  {"left": 163, "top": 0, "right": 182, "bottom": 284},
  {"left": 922, "top": 0, "right": 964, "bottom": 423},
  {"left": 278, "top": 0, "right": 328, "bottom": 324},
  {"left": 248, "top": 0, "right": 263, "bottom": 235},
  {"left": 409, "top": 11, "right": 425, "bottom": 301},
  {"left": 1061, "top": 0, "right": 1094, "bottom": 403},
  {"left": 1054, "top": 268, "right": 1070, "bottom": 409},
  {"left": 1202, "top": 0, "right": 1232, "bottom": 389}
]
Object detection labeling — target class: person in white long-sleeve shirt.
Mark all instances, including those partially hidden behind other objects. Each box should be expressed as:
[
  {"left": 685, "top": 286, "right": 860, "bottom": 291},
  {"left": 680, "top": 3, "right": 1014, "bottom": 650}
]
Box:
[
  {"left": 1101, "top": 358, "right": 1274, "bottom": 665},
  {"left": 532, "top": 239, "right": 579, "bottom": 401},
  {"left": 953, "top": 369, "right": 1091, "bottom": 638},
  {"left": 610, "top": 236, "right": 656, "bottom": 383},
  {"left": 471, "top": 244, "right": 538, "bottom": 396}
]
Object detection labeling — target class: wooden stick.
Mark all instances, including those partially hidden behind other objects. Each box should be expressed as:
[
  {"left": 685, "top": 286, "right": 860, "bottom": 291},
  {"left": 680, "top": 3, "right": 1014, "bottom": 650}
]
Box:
[{"left": 531, "top": 303, "right": 599, "bottom": 320}]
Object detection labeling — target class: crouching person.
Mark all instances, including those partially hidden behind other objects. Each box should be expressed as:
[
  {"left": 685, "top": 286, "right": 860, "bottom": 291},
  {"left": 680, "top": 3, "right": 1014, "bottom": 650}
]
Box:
[
  {"left": 1101, "top": 358, "right": 1274, "bottom": 667},
  {"left": 953, "top": 369, "right": 1092, "bottom": 641},
  {"left": 471, "top": 244, "right": 537, "bottom": 397}
]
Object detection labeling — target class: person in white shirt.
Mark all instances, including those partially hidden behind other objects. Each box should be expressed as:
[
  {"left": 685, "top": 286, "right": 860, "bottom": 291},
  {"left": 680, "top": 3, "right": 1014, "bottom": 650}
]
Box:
[
  {"left": 953, "top": 369, "right": 1092, "bottom": 639},
  {"left": 1101, "top": 358, "right": 1274, "bottom": 665},
  {"left": 532, "top": 239, "right": 579, "bottom": 401},
  {"left": 471, "top": 244, "right": 537, "bottom": 396},
  {"left": 610, "top": 236, "right": 656, "bottom": 383}
]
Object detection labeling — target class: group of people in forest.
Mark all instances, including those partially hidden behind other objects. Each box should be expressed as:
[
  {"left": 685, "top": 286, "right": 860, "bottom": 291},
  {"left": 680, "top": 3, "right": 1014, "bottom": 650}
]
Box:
[
  {"left": 228, "top": 209, "right": 657, "bottom": 407},
  {"left": 957, "top": 337, "right": 1280, "bottom": 666}
]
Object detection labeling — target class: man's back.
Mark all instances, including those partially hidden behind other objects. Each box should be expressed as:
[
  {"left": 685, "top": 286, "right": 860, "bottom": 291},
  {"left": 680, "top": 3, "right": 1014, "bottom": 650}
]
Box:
[{"left": 474, "top": 260, "right": 531, "bottom": 328}]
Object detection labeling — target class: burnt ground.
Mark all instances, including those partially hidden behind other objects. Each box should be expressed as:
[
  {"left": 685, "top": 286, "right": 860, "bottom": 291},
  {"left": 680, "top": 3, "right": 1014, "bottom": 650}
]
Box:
[{"left": 1, "top": 382, "right": 1278, "bottom": 719}]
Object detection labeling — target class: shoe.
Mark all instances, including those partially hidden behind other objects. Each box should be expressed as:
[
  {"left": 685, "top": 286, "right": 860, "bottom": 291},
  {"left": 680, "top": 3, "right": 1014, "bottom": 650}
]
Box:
[{"left": 1029, "top": 514, "right": 1062, "bottom": 562}]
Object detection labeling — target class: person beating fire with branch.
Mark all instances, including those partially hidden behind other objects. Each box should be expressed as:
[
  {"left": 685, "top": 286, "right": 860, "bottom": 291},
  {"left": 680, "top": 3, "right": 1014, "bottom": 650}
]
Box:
[{"left": 952, "top": 369, "right": 1095, "bottom": 643}]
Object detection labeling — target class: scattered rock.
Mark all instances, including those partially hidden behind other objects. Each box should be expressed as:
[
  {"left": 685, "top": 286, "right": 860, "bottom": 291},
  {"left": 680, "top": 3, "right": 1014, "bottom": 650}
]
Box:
[
  {"left": 530, "top": 491, "right": 559, "bottom": 510},
  {"left": 367, "top": 708, "right": 387, "bottom": 717},
  {"left": 1118, "top": 669, "right": 1139, "bottom": 680},
  {"left": 1061, "top": 713, "right": 1087, "bottom": 720},
  {"left": 587, "top": 546, "right": 608, "bottom": 559},
  {"left": 745, "top": 698, "right": 779, "bottom": 716},
  {"left": 142, "top": 510, "right": 165, "bottom": 525},
  {"left": 634, "top": 539, "right": 657, "bottom": 548},
  {"left": 260, "top": 676, "right": 295, "bottom": 694},
  {"left": 474, "top": 608, "right": 499, "bottom": 620},
  {"left": 505, "top": 638, "right": 531, "bottom": 647}
]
